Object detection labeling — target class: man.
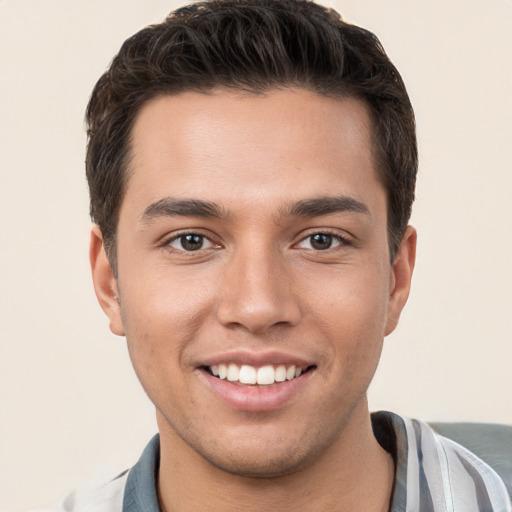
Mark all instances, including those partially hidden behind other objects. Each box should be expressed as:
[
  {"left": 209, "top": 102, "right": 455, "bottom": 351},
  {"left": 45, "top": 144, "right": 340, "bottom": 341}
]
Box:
[{"left": 54, "top": 0, "right": 511, "bottom": 510}]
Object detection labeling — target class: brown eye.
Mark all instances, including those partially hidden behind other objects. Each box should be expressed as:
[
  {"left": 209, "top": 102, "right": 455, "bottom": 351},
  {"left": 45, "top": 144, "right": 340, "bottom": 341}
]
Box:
[
  {"left": 310, "top": 233, "right": 333, "bottom": 250},
  {"left": 181, "top": 234, "right": 203, "bottom": 251},
  {"left": 169, "top": 233, "right": 211, "bottom": 251},
  {"left": 296, "top": 232, "right": 347, "bottom": 251}
]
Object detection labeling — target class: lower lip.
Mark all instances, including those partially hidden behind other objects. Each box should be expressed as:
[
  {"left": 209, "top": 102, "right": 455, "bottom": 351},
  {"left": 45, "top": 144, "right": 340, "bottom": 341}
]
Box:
[{"left": 198, "top": 369, "right": 313, "bottom": 412}]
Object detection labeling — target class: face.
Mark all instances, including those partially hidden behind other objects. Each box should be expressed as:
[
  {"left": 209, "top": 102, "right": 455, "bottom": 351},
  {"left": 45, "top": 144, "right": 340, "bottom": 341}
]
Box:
[{"left": 91, "top": 88, "right": 415, "bottom": 477}]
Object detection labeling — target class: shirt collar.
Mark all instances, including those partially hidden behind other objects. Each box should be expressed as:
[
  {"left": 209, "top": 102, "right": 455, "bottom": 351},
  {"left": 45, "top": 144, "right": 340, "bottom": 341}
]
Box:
[
  {"left": 123, "top": 433, "right": 161, "bottom": 512},
  {"left": 372, "top": 411, "right": 409, "bottom": 511}
]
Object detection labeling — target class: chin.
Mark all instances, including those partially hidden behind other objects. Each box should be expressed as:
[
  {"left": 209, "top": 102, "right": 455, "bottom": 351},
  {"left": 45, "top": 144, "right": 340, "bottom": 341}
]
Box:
[
  {"left": 201, "top": 447, "right": 311, "bottom": 479},
  {"left": 191, "top": 426, "right": 335, "bottom": 480}
]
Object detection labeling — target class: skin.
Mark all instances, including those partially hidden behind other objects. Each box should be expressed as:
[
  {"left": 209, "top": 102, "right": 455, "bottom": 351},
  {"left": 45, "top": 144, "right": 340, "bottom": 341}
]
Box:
[{"left": 91, "top": 88, "right": 416, "bottom": 511}]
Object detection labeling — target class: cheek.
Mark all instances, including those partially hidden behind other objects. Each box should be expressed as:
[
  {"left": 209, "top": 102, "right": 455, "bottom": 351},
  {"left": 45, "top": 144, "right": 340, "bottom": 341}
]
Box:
[
  {"left": 307, "top": 263, "right": 390, "bottom": 333},
  {"left": 119, "top": 270, "right": 215, "bottom": 378},
  {"left": 303, "top": 264, "right": 390, "bottom": 376}
]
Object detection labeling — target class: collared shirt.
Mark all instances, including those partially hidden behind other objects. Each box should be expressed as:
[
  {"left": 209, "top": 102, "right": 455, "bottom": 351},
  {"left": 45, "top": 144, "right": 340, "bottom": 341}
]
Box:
[{"left": 44, "top": 412, "right": 512, "bottom": 512}]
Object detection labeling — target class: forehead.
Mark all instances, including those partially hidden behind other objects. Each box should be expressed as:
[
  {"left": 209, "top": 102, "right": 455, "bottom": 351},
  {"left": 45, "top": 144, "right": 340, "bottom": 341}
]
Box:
[{"left": 123, "top": 88, "right": 383, "bottom": 219}]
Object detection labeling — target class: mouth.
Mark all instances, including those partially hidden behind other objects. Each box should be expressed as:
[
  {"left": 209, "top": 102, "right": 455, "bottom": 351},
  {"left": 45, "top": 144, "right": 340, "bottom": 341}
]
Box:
[
  {"left": 198, "top": 357, "right": 317, "bottom": 411},
  {"left": 202, "top": 363, "right": 316, "bottom": 386}
]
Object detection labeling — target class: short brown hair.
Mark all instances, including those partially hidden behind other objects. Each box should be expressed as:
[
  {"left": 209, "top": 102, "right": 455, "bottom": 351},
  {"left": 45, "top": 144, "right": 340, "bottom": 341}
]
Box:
[{"left": 86, "top": 0, "right": 417, "bottom": 274}]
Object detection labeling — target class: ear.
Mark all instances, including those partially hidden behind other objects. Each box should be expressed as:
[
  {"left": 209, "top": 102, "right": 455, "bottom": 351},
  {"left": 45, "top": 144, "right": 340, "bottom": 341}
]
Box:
[
  {"left": 90, "top": 225, "right": 125, "bottom": 336},
  {"left": 385, "top": 226, "right": 417, "bottom": 336}
]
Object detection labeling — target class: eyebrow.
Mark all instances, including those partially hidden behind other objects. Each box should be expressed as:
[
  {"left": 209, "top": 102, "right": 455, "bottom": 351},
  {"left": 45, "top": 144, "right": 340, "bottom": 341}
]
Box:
[
  {"left": 283, "top": 196, "right": 370, "bottom": 218},
  {"left": 140, "top": 198, "right": 227, "bottom": 223},
  {"left": 139, "top": 195, "right": 369, "bottom": 225}
]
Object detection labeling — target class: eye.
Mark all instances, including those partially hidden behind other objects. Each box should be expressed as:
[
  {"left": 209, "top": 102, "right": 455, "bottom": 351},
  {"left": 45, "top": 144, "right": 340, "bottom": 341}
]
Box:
[
  {"left": 168, "top": 233, "right": 215, "bottom": 252},
  {"left": 297, "top": 232, "right": 346, "bottom": 251}
]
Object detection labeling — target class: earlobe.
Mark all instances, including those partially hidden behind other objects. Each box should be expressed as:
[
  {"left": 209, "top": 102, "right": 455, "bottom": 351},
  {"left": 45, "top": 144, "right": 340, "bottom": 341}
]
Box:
[
  {"left": 89, "top": 225, "right": 125, "bottom": 336},
  {"left": 385, "top": 226, "right": 417, "bottom": 336}
]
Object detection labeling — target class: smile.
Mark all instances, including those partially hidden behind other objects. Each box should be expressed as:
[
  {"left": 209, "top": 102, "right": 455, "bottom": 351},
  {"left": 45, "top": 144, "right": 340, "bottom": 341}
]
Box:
[
  {"left": 200, "top": 362, "right": 316, "bottom": 412},
  {"left": 205, "top": 363, "right": 309, "bottom": 385}
]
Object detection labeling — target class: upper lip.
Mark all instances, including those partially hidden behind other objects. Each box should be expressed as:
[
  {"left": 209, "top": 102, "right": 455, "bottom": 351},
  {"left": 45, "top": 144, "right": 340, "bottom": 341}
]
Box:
[{"left": 198, "top": 349, "right": 315, "bottom": 369}]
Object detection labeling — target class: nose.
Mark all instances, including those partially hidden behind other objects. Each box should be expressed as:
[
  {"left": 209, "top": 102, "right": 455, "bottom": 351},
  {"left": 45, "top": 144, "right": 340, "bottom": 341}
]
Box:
[{"left": 215, "top": 243, "right": 302, "bottom": 334}]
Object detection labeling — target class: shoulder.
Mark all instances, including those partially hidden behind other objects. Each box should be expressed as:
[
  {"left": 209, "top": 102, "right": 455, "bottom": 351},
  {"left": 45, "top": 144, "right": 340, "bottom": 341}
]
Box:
[
  {"left": 372, "top": 411, "right": 511, "bottom": 511},
  {"left": 428, "top": 419, "right": 512, "bottom": 498},
  {"left": 404, "top": 415, "right": 512, "bottom": 511},
  {"left": 30, "top": 470, "right": 129, "bottom": 512},
  {"left": 32, "top": 434, "right": 161, "bottom": 512}
]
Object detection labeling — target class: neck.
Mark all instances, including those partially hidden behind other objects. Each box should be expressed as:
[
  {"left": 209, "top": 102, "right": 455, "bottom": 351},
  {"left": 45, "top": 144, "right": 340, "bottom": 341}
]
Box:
[{"left": 157, "top": 404, "right": 394, "bottom": 512}]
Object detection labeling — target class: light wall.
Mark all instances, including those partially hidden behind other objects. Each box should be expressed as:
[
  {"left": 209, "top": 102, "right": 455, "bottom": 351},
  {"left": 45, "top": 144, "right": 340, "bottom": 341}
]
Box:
[{"left": 1, "top": 1, "right": 510, "bottom": 510}]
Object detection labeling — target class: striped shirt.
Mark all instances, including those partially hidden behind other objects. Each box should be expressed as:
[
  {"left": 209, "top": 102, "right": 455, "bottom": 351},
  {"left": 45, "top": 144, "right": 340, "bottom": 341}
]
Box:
[
  {"left": 40, "top": 411, "right": 512, "bottom": 512},
  {"left": 373, "top": 412, "right": 511, "bottom": 511}
]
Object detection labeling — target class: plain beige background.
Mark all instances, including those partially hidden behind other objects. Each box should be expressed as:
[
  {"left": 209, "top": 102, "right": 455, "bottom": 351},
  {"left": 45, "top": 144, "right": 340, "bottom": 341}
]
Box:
[{"left": 1, "top": 0, "right": 511, "bottom": 510}]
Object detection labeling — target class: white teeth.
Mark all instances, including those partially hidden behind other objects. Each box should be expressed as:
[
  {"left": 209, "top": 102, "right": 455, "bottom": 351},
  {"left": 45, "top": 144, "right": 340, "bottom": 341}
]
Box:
[
  {"left": 274, "top": 365, "right": 286, "bottom": 382},
  {"left": 218, "top": 364, "right": 227, "bottom": 380},
  {"left": 257, "top": 365, "right": 275, "bottom": 385},
  {"left": 227, "top": 363, "right": 239, "bottom": 382},
  {"left": 209, "top": 363, "right": 306, "bottom": 385},
  {"left": 239, "top": 365, "right": 257, "bottom": 384},
  {"left": 286, "top": 365, "right": 296, "bottom": 380}
]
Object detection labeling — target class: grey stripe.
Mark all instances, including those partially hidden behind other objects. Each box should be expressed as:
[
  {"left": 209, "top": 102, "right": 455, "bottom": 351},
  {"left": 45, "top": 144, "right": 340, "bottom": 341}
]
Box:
[
  {"left": 456, "top": 451, "right": 494, "bottom": 512},
  {"left": 412, "top": 420, "right": 436, "bottom": 512}
]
